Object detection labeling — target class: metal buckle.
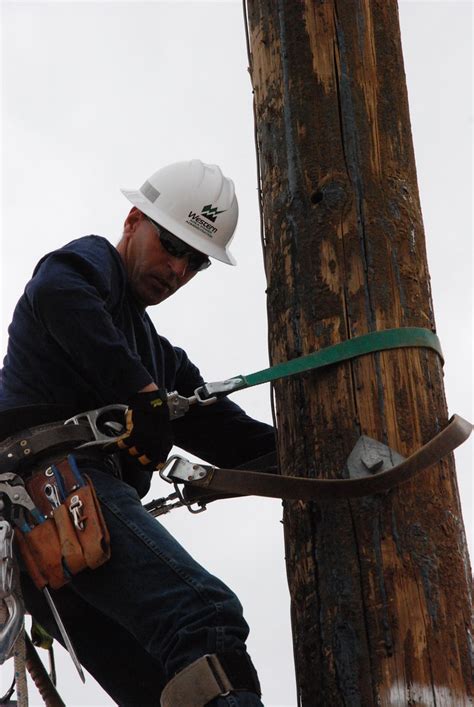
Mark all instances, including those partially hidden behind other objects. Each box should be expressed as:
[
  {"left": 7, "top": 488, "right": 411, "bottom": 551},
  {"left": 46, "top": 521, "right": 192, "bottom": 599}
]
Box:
[
  {"left": 159, "top": 455, "right": 210, "bottom": 484},
  {"left": 166, "top": 391, "right": 197, "bottom": 420},
  {"left": 194, "top": 376, "right": 245, "bottom": 405},
  {"left": 143, "top": 492, "right": 185, "bottom": 517},
  {"left": 156, "top": 456, "right": 211, "bottom": 515},
  {"left": 172, "top": 484, "right": 208, "bottom": 515},
  {"left": 193, "top": 387, "right": 218, "bottom": 406},
  {"left": 64, "top": 404, "right": 128, "bottom": 448}
]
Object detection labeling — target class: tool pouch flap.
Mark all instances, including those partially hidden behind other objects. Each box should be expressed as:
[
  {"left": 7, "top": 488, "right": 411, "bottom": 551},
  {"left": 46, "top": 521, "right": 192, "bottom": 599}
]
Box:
[
  {"left": 53, "top": 503, "right": 87, "bottom": 575},
  {"left": 14, "top": 528, "right": 48, "bottom": 591},
  {"left": 16, "top": 520, "right": 69, "bottom": 591}
]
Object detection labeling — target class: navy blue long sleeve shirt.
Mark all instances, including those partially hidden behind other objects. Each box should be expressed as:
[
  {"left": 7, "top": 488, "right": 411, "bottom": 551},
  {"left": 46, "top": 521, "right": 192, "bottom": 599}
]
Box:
[{"left": 0, "top": 236, "right": 275, "bottom": 495}]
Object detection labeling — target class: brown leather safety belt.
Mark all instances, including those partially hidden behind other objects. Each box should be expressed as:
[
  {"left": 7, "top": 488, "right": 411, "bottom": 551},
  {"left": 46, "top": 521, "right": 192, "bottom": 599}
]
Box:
[
  {"left": 0, "top": 421, "right": 94, "bottom": 475},
  {"left": 161, "top": 414, "right": 472, "bottom": 502}
]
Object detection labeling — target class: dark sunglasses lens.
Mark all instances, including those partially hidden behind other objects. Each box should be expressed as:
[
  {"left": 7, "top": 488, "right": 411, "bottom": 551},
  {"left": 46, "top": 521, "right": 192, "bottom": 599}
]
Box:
[
  {"left": 159, "top": 231, "right": 187, "bottom": 258},
  {"left": 159, "top": 229, "right": 210, "bottom": 272},
  {"left": 190, "top": 255, "right": 211, "bottom": 272}
]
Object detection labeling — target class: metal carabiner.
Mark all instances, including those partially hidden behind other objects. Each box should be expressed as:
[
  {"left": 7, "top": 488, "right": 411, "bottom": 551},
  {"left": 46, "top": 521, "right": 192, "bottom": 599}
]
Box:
[
  {"left": 0, "top": 520, "right": 24, "bottom": 665},
  {"left": 0, "top": 520, "right": 14, "bottom": 599},
  {"left": 0, "top": 593, "right": 23, "bottom": 664}
]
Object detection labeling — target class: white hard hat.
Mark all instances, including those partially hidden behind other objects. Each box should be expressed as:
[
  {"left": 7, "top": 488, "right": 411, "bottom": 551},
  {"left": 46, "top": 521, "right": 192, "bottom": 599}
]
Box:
[{"left": 121, "top": 159, "right": 238, "bottom": 265}]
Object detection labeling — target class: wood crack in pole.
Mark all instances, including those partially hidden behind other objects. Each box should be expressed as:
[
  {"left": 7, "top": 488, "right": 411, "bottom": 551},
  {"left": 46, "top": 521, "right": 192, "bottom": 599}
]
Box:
[
  {"left": 244, "top": 0, "right": 473, "bottom": 705},
  {"left": 332, "top": 5, "right": 389, "bottom": 446}
]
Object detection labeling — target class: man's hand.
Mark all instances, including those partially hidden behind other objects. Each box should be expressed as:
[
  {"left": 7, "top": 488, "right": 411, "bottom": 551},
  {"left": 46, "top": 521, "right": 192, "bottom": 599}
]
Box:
[{"left": 116, "top": 389, "right": 173, "bottom": 469}]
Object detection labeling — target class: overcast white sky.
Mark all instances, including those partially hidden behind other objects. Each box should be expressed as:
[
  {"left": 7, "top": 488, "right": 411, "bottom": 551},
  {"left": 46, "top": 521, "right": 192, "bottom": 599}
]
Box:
[{"left": 1, "top": 1, "right": 472, "bottom": 705}]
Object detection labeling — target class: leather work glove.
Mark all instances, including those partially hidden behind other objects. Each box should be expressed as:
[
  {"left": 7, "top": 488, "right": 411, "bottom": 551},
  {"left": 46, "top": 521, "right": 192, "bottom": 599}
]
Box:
[{"left": 116, "top": 389, "right": 173, "bottom": 469}]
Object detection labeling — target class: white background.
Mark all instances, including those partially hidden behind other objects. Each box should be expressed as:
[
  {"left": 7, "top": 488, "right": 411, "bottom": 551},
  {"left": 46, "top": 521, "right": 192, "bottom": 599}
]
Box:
[{"left": 1, "top": 1, "right": 472, "bottom": 705}]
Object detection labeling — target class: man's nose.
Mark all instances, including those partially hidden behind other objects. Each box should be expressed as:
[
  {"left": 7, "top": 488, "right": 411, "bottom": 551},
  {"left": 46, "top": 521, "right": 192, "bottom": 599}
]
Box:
[{"left": 167, "top": 255, "right": 189, "bottom": 279}]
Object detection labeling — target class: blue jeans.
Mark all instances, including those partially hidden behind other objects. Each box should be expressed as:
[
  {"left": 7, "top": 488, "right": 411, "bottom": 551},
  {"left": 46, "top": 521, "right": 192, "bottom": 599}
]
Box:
[{"left": 20, "top": 467, "right": 263, "bottom": 706}]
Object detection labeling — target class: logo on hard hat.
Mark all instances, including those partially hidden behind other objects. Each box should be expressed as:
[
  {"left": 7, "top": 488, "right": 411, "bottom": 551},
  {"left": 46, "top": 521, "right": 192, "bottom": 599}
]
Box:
[
  {"left": 200, "top": 204, "right": 226, "bottom": 223},
  {"left": 186, "top": 211, "right": 217, "bottom": 238}
]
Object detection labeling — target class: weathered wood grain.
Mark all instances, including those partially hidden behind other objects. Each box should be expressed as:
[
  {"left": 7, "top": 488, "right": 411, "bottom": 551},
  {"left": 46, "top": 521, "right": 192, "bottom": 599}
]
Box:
[{"left": 245, "top": 1, "right": 473, "bottom": 704}]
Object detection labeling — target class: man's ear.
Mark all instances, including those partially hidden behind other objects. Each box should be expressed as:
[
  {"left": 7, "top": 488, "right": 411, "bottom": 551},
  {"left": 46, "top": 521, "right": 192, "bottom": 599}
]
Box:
[
  {"left": 123, "top": 206, "right": 143, "bottom": 232},
  {"left": 118, "top": 208, "right": 144, "bottom": 255}
]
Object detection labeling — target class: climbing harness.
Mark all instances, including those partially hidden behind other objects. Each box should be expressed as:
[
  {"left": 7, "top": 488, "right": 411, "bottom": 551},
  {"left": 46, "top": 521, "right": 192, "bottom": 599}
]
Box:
[
  {"left": 0, "top": 326, "right": 471, "bottom": 704},
  {"left": 0, "top": 327, "right": 470, "bottom": 517}
]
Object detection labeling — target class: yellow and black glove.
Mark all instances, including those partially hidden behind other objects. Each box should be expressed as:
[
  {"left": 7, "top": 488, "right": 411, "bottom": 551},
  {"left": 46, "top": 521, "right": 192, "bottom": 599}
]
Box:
[{"left": 116, "top": 389, "right": 173, "bottom": 469}]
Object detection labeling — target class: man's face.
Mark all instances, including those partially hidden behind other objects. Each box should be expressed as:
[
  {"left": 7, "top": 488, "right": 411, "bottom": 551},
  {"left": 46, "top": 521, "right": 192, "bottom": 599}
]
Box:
[{"left": 117, "top": 208, "right": 207, "bottom": 307}]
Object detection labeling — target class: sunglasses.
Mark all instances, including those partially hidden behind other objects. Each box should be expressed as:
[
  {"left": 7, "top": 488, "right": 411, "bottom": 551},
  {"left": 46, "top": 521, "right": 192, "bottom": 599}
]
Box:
[{"left": 145, "top": 216, "right": 211, "bottom": 272}]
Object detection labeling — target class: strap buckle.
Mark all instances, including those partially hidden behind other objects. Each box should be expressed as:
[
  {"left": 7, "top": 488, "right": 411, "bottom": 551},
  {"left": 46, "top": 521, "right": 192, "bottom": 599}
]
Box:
[
  {"left": 145, "top": 456, "right": 212, "bottom": 516},
  {"left": 159, "top": 455, "right": 211, "bottom": 485},
  {"left": 64, "top": 404, "right": 128, "bottom": 448},
  {"left": 194, "top": 376, "right": 245, "bottom": 404}
]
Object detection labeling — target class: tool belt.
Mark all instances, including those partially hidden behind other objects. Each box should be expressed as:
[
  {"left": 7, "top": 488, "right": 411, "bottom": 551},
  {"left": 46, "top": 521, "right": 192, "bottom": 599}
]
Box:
[{"left": 14, "top": 455, "right": 110, "bottom": 591}]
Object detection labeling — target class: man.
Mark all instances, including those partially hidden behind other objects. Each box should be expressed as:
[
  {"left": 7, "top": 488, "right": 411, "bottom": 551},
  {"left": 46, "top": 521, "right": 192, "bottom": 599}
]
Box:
[{"left": 0, "top": 159, "right": 275, "bottom": 705}]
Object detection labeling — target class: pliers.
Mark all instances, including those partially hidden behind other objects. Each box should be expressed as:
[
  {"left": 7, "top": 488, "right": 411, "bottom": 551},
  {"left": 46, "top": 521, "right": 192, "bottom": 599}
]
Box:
[{"left": 0, "top": 471, "right": 45, "bottom": 532}]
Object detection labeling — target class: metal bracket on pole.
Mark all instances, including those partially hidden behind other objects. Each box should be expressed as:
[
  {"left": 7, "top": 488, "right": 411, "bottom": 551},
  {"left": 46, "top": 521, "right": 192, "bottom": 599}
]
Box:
[{"left": 345, "top": 435, "right": 406, "bottom": 479}]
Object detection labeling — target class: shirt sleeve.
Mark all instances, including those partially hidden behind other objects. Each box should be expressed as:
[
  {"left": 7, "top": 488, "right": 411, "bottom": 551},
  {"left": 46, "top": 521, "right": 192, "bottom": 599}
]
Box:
[{"left": 25, "top": 238, "right": 153, "bottom": 401}]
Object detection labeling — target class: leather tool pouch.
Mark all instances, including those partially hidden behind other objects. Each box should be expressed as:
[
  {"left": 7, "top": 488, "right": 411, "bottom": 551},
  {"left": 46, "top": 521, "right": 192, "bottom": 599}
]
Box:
[{"left": 16, "top": 456, "right": 111, "bottom": 591}]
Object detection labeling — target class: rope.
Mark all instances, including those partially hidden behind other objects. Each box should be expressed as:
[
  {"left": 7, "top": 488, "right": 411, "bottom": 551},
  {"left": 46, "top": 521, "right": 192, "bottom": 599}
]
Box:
[
  {"left": 13, "top": 629, "right": 29, "bottom": 707},
  {"left": 12, "top": 565, "right": 29, "bottom": 707},
  {"left": 0, "top": 598, "right": 16, "bottom": 704}
]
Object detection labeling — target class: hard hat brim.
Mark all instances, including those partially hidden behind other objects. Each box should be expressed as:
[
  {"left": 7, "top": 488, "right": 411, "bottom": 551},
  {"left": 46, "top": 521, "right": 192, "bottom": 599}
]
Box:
[{"left": 121, "top": 188, "right": 237, "bottom": 266}]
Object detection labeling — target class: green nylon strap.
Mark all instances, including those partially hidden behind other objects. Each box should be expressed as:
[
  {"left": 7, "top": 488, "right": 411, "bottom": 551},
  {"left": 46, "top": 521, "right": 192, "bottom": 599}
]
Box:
[{"left": 240, "top": 327, "right": 443, "bottom": 390}]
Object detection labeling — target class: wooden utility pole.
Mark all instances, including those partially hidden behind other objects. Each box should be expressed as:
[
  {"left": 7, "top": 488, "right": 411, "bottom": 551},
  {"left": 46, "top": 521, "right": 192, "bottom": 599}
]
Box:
[{"left": 244, "top": 1, "right": 472, "bottom": 705}]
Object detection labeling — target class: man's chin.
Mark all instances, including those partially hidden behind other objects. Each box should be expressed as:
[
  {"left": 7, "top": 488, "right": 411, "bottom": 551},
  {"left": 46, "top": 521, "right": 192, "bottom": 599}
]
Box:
[
  {"left": 141, "top": 288, "right": 175, "bottom": 308},
  {"left": 153, "top": 291, "right": 173, "bottom": 305}
]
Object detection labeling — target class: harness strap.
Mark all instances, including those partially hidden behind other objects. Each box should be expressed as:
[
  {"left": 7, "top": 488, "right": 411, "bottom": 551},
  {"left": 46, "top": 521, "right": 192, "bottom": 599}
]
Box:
[
  {"left": 160, "top": 651, "right": 261, "bottom": 707},
  {"left": 245, "top": 327, "right": 443, "bottom": 387},
  {"left": 197, "top": 327, "right": 444, "bottom": 399},
  {"left": 165, "top": 414, "right": 472, "bottom": 502}
]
